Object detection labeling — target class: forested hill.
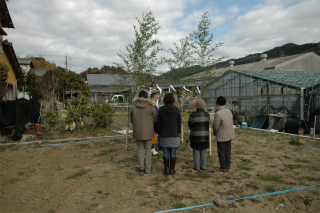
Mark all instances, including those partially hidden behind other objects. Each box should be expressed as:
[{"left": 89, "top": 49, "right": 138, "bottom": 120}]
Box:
[
  {"left": 80, "top": 66, "right": 127, "bottom": 78},
  {"left": 160, "top": 42, "right": 320, "bottom": 79}
]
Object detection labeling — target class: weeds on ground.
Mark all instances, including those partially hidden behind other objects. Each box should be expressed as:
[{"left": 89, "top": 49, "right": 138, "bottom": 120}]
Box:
[
  {"left": 285, "top": 164, "right": 305, "bottom": 169},
  {"left": 9, "top": 178, "right": 22, "bottom": 184},
  {"left": 289, "top": 137, "right": 302, "bottom": 146},
  {"left": 237, "top": 165, "right": 252, "bottom": 171},
  {"left": 295, "top": 158, "right": 311, "bottom": 163},
  {"left": 307, "top": 165, "right": 320, "bottom": 170},
  {"left": 299, "top": 176, "right": 320, "bottom": 181},
  {"left": 256, "top": 174, "right": 283, "bottom": 183},
  {"left": 99, "top": 149, "right": 116, "bottom": 156},
  {"left": 65, "top": 169, "right": 91, "bottom": 180},
  {"left": 245, "top": 182, "right": 260, "bottom": 189},
  {"left": 264, "top": 185, "right": 277, "bottom": 192}
]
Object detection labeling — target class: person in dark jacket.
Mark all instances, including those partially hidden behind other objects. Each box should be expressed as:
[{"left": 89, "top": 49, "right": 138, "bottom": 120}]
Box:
[
  {"left": 157, "top": 93, "right": 181, "bottom": 175},
  {"left": 188, "top": 99, "right": 210, "bottom": 171}
]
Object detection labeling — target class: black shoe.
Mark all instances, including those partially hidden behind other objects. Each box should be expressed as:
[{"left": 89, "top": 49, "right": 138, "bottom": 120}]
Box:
[
  {"left": 138, "top": 168, "right": 144, "bottom": 174},
  {"left": 200, "top": 168, "right": 206, "bottom": 171},
  {"left": 193, "top": 168, "right": 199, "bottom": 171}
]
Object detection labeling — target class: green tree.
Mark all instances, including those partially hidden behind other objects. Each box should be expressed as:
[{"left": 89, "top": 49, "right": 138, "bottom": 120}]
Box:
[
  {"left": 276, "top": 51, "right": 285, "bottom": 58},
  {"left": 0, "top": 62, "right": 10, "bottom": 99},
  {"left": 25, "top": 71, "right": 42, "bottom": 100},
  {"left": 114, "top": 9, "right": 162, "bottom": 86},
  {"left": 191, "top": 12, "right": 226, "bottom": 85}
]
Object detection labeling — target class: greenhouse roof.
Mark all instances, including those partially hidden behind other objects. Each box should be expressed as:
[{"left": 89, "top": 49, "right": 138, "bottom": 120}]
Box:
[{"left": 236, "top": 70, "right": 320, "bottom": 88}]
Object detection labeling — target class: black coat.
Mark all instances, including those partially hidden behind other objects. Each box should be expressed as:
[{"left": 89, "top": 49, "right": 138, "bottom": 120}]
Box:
[
  {"left": 157, "top": 103, "right": 181, "bottom": 138},
  {"left": 188, "top": 109, "right": 210, "bottom": 149}
]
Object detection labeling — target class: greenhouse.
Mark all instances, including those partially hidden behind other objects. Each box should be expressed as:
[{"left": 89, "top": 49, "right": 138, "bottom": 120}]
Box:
[{"left": 202, "top": 70, "right": 320, "bottom": 133}]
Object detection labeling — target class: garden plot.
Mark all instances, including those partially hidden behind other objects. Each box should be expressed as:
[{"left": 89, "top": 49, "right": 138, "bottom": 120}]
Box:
[{"left": 0, "top": 128, "right": 320, "bottom": 213}]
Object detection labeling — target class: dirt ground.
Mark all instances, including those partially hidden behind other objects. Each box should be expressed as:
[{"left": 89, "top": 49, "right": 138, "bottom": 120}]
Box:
[{"left": 1, "top": 116, "right": 320, "bottom": 213}]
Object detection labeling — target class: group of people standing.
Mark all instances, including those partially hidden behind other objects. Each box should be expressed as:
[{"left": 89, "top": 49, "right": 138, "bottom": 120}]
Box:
[{"left": 130, "top": 91, "right": 234, "bottom": 175}]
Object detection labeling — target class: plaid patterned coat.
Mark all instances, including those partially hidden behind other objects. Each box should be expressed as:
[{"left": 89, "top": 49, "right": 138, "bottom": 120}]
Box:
[{"left": 188, "top": 109, "right": 210, "bottom": 149}]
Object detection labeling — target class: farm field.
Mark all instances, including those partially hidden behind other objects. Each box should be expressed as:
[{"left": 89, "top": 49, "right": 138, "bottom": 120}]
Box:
[{"left": 1, "top": 119, "right": 320, "bottom": 213}]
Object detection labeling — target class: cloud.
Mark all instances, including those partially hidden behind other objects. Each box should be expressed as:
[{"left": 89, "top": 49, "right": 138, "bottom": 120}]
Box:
[
  {"left": 216, "top": 0, "right": 320, "bottom": 59},
  {"left": 227, "top": 5, "right": 240, "bottom": 14}
]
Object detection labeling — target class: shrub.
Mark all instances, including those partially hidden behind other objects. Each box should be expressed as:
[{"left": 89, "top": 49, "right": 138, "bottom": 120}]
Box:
[
  {"left": 65, "top": 95, "right": 90, "bottom": 128},
  {"left": 41, "top": 109, "right": 59, "bottom": 130},
  {"left": 91, "top": 101, "right": 114, "bottom": 128}
]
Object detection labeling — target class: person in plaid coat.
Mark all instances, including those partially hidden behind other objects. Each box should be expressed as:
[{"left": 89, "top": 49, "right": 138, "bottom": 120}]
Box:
[{"left": 188, "top": 99, "right": 210, "bottom": 171}]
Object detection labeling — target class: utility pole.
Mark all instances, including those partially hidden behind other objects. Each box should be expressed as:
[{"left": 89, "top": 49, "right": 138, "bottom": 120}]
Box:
[{"left": 65, "top": 53, "right": 68, "bottom": 71}]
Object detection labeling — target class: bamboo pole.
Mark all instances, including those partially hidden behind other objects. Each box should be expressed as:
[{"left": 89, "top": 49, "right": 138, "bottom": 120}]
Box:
[
  {"left": 209, "top": 126, "right": 212, "bottom": 156},
  {"left": 126, "top": 127, "right": 128, "bottom": 149},
  {"left": 181, "top": 124, "right": 183, "bottom": 143}
]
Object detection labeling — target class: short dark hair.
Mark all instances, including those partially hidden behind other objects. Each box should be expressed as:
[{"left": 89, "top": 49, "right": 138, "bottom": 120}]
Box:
[
  {"left": 216, "top": 96, "right": 226, "bottom": 106},
  {"left": 163, "top": 93, "right": 175, "bottom": 104},
  {"left": 150, "top": 93, "right": 158, "bottom": 99},
  {"left": 138, "top": 91, "right": 148, "bottom": 98}
]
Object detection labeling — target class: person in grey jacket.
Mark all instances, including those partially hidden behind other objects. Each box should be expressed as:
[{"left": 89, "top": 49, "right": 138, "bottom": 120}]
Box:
[
  {"left": 157, "top": 93, "right": 181, "bottom": 175},
  {"left": 188, "top": 99, "right": 210, "bottom": 171},
  {"left": 212, "top": 96, "right": 235, "bottom": 172},
  {"left": 130, "top": 91, "right": 157, "bottom": 174}
]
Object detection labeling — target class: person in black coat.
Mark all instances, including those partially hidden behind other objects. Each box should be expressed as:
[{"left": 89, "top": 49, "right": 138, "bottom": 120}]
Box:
[
  {"left": 157, "top": 93, "right": 181, "bottom": 175},
  {"left": 188, "top": 99, "right": 210, "bottom": 171}
]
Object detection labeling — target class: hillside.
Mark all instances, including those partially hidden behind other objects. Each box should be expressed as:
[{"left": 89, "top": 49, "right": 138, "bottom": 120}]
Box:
[{"left": 160, "top": 42, "right": 320, "bottom": 80}]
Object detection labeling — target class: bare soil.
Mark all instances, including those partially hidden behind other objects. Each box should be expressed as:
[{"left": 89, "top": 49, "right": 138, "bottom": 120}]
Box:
[{"left": 1, "top": 117, "right": 320, "bottom": 213}]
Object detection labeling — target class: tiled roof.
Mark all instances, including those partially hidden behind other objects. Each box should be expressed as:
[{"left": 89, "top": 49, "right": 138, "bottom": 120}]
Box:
[
  {"left": 236, "top": 70, "right": 320, "bottom": 88},
  {"left": 86, "top": 74, "right": 133, "bottom": 86}
]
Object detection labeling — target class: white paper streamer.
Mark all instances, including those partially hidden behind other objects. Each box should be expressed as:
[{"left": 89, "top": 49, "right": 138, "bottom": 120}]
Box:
[
  {"left": 183, "top": 86, "right": 190, "bottom": 92},
  {"left": 196, "top": 86, "right": 201, "bottom": 94},
  {"left": 170, "top": 85, "right": 176, "bottom": 91}
]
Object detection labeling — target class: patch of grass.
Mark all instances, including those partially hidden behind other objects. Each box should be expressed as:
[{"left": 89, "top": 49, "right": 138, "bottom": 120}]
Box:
[
  {"left": 237, "top": 164, "right": 252, "bottom": 171},
  {"left": 245, "top": 182, "right": 260, "bottom": 189},
  {"left": 73, "top": 165, "right": 81, "bottom": 168},
  {"left": 304, "top": 198, "right": 312, "bottom": 206},
  {"left": 126, "top": 172, "right": 137, "bottom": 180},
  {"left": 293, "top": 147, "right": 303, "bottom": 152},
  {"left": 136, "top": 190, "right": 146, "bottom": 196},
  {"left": 178, "top": 172, "right": 196, "bottom": 181},
  {"left": 18, "top": 172, "right": 25, "bottom": 176},
  {"left": 264, "top": 185, "right": 276, "bottom": 192},
  {"left": 141, "top": 201, "right": 154, "bottom": 207},
  {"left": 47, "top": 209, "right": 56, "bottom": 213},
  {"left": 240, "top": 202, "right": 246, "bottom": 207},
  {"left": 275, "top": 146, "right": 285, "bottom": 150},
  {"left": 9, "top": 178, "right": 21, "bottom": 184},
  {"left": 197, "top": 170, "right": 211, "bottom": 179},
  {"left": 285, "top": 164, "right": 305, "bottom": 169},
  {"left": 99, "top": 149, "right": 116, "bottom": 156},
  {"left": 240, "top": 158, "right": 252, "bottom": 163},
  {"left": 299, "top": 176, "right": 320, "bottom": 181},
  {"left": 0, "top": 147, "right": 6, "bottom": 152},
  {"left": 295, "top": 158, "right": 311, "bottom": 163},
  {"left": 153, "top": 191, "right": 159, "bottom": 196},
  {"left": 256, "top": 174, "right": 283, "bottom": 183},
  {"left": 65, "top": 169, "right": 91, "bottom": 180},
  {"left": 226, "top": 186, "right": 243, "bottom": 196},
  {"left": 307, "top": 165, "right": 320, "bottom": 171},
  {"left": 234, "top": 150, "right": 249, "bottom": 155},
  {"left": 151, "top": 176, "right": 168, "bottom": 183}
]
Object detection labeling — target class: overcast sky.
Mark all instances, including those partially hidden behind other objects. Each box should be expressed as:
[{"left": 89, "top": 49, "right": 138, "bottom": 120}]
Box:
[{"left": 5, "top": 0, "right": 320, "bottom": 74}]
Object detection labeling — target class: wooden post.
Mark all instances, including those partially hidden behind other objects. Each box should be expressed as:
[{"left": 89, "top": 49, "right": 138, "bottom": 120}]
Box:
[
  {"left": 209, "top": 126, "right": 212, "bottom": 156},
  {"left": 126, "top": 127, "right": 128, "bottom": 149},
  {"left": 181, "top": 124, "right": 183, "bottom": 143}
]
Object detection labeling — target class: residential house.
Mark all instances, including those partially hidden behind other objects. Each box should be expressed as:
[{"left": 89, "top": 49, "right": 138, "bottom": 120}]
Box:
[
  {"left": 85, "top": 74, "right": 134, "bottom": 101},
  {"left": 0, "top": 0, "right": 23, "bottom": 100}
]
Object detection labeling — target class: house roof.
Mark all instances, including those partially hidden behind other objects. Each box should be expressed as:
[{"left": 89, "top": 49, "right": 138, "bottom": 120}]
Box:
[
  {"left": 90, "top": 87, "right": 129, "bottom": 93},
  {"left": 86, "top": 74, "right": 134, "bottom": 86},
  {"left": 0, "top": 0, "right": 14, "bottom": 28},
  {"left": 232, "top": 70, "right": 320, "bottom": 89},
  {"left": 2, "top": 40, "right": 23, "bottom": 78},
  {"left": 18, "top": 58, "right": 35, "bottom": 68},
  {"left": 29, "top": 69, "right": 49, "bottom": 76},
  {"left": 183, "top": 52, "right": 320, "bottom": 81}
]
